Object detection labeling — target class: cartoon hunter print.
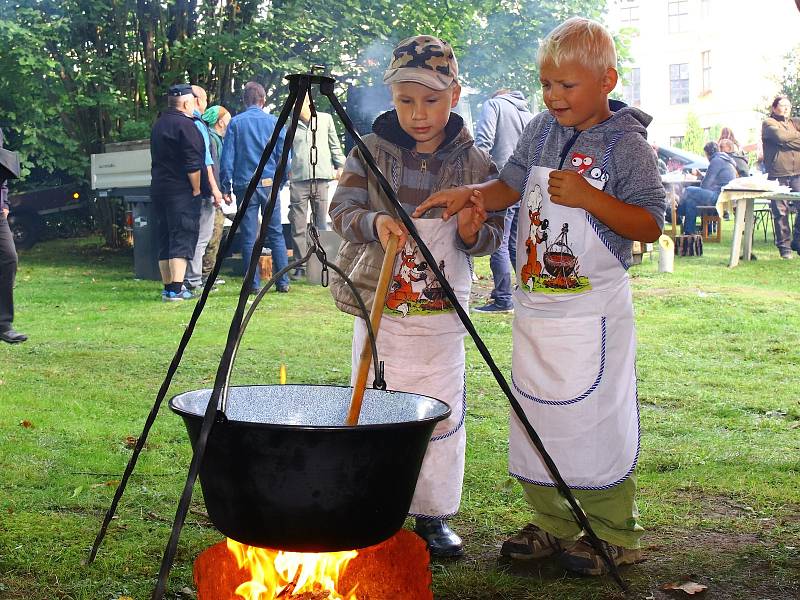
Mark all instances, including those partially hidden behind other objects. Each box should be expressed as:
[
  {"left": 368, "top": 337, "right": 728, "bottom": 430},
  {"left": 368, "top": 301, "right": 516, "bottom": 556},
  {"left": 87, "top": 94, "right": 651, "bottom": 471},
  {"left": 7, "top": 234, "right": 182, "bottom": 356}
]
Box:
[
  {"left": 385, "top": 243, "right": 453, "bottom": 317},
  {"left": 521, "top": 184, "right": 549, "bottom": 290}
]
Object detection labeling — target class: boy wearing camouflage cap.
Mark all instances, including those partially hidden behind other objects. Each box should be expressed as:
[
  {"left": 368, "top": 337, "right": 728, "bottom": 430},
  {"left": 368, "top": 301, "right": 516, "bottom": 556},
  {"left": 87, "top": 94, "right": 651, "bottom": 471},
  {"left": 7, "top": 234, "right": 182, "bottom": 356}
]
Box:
[{"left": 329, "top": 35, "right": 504, "bottom": 557}]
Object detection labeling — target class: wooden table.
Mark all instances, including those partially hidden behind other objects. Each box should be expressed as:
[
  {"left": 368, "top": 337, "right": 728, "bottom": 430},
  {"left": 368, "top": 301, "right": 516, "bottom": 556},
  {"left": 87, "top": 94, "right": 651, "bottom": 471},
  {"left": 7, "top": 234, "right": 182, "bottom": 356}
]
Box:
[{"left": 716, "top": 189, "right": 800, "bottom": 267}]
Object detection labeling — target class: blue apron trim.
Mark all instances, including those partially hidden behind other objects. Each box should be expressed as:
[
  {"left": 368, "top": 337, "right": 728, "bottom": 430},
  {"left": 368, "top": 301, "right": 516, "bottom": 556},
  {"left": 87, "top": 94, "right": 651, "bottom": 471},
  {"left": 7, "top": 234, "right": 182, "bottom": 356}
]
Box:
[
  {"left": 509, "top": 377, "right": 641, "bottom": 490},
  {"left": 586, "top": 214, "right": 630, "bottom": 270},
  {"left": 431, "top": 371, "right": 466, "bottom": 441},
  {"left": 533, "top": 116, "right": 555, "bottom": 165},
  {"left": 510, "top": 317, "right": 606, "bottom": 406},
  {"left": 408, "top": 510, "right": 458, "bottom": 520}
]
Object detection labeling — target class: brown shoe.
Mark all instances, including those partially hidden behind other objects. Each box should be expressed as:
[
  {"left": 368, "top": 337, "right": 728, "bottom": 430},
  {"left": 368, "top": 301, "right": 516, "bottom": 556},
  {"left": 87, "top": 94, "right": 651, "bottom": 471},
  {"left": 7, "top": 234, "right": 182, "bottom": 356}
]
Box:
[
  {"left": 557, "top": 538, "right": 642, "bottom": 576},
  {"left": 499, "top": 524, "right": 568, "bottom": 560}
]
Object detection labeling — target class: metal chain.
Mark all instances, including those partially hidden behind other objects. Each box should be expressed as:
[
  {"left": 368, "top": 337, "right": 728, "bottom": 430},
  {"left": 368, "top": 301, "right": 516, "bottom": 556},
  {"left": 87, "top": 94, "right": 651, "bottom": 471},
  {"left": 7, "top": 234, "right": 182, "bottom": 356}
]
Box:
[{"left": 308, "top": 93, "right": 319, "bottom": 206}]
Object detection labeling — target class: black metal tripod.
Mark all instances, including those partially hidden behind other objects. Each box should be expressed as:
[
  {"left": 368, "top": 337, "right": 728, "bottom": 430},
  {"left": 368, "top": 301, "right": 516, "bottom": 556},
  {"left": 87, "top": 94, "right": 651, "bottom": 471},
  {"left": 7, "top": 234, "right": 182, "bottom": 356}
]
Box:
[{"left": 88, "top": 71, "right": 628, "bottom": 598}]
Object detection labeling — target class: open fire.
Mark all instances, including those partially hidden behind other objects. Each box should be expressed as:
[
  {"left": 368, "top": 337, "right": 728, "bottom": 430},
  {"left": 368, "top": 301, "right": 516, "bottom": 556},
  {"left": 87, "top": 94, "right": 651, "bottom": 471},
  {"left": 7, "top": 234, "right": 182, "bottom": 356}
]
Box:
[
  {"left": 194, "top": 530, "right": 433, "bottom": 600},
  {"left": 227, "top": 539, "right": 358, "bottom": 599}
]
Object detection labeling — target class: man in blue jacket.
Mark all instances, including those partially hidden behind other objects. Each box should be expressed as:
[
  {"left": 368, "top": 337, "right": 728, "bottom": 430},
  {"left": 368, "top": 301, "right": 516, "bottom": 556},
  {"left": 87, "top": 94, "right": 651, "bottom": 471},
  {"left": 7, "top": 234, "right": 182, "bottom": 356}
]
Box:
[
  {"left": 472, "top": 90, "right": 533, "bottom": 314},
  {"left": 219, "top": 81, "right": 290, "bottom": 294},
  {"left": 677, "top": 141, "right": 736, "bottom": 235}
]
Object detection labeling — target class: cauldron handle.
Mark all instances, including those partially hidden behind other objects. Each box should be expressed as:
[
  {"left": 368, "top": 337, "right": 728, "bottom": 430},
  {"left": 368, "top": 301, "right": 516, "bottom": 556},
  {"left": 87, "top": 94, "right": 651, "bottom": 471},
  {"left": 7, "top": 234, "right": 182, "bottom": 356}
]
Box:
[{"left": 346, "top": 233, "right": 399, "bottom": 425}]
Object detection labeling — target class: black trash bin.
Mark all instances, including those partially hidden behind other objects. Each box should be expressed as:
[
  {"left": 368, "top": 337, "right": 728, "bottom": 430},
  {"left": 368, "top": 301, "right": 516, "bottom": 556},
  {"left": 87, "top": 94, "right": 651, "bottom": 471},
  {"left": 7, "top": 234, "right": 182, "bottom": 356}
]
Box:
[{"left": 127, "top": 194, "right": 161, "bottom": 280}]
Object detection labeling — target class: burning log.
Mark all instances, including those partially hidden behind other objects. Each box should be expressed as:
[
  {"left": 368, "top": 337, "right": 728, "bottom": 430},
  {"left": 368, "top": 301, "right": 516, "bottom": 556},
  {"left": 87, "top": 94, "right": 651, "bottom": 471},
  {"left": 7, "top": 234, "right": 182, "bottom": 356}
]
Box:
[{"left": 194, "top": 529, "right": 432, "bottom": 600}]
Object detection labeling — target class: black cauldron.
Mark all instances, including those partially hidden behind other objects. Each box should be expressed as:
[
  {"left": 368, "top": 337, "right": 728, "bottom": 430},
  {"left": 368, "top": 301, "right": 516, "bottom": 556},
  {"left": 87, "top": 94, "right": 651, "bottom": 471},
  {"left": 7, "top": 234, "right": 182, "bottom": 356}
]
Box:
[{"left": 169, "top": 384, "right": 450, "bottom": 551}]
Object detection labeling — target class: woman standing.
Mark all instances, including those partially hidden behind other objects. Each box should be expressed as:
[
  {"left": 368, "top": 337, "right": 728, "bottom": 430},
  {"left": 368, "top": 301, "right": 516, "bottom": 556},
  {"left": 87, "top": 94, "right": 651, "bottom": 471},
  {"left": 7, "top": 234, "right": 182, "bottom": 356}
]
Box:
[
  {"left": 762, "top": 95, "right": 800, "bottom": 259},
  {"left": 201, "top": 105, "right": 232, "bottom": 282}
]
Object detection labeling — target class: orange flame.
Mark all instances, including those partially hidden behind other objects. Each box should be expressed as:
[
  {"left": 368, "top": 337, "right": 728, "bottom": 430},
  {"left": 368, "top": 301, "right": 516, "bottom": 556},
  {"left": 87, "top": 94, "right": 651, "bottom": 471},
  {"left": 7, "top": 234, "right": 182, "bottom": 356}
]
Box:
[{"left": 226, "top": 538, "right": 359, "bottom": 600}]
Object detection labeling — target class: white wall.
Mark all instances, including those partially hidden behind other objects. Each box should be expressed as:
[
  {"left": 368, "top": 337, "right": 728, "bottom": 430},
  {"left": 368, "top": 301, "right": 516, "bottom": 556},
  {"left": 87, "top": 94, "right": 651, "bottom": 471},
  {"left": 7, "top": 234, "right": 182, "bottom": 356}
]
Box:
[{"left": 608, "top": 0, "right": 800, "bottom": 150}]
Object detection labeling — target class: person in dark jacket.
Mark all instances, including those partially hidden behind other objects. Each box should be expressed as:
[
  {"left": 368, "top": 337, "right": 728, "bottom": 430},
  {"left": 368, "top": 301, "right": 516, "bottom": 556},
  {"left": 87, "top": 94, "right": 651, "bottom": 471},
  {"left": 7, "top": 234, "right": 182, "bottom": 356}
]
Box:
[
  {"left": 762, "top": 94, "right": 800, "bottom": 258},
  {"left": 0, "top": 127, "right": 26, "bottom": 342},
  {"left": 677, "top": 141, "right": 736, "bottom": 234},
  {"left": 719, "top": 138, "right": 749, "bottom": 177},
  {"left": 472, "top": 90, "right": 533, "bottom": 314},
  {"left": 150, "top": 83, "right": 209, "bottom": 301}
]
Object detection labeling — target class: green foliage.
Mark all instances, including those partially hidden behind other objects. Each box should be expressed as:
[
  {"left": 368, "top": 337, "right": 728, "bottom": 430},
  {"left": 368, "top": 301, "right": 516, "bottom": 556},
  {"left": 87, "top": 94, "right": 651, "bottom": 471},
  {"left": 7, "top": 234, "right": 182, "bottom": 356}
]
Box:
[
  {"left": 778, "top": 44, "right": 800, "bottom": 109},
  {"left": 0, "top": 0, "right": 609, "bottom": 190},
  {"left": 679, "top": 112, "right": 705, "bottom": 155}
]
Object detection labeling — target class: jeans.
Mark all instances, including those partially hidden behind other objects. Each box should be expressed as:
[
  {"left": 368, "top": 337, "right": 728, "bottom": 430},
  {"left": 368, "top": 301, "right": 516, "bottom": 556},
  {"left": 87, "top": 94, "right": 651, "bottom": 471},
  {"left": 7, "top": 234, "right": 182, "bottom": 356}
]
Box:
[
  {"left": 185, "top": 196, "right": 216, "bottom": 286},
  {"left": 488, "top": 203, "right": 518, "bottom": 309},
  {"left": 770, "top": 174, "right": 800, "bottom": 252},
  {"left": 677, "top": 186, "right": 718, "bottom": 234},
  {"left": 236, "top": 186, "right": 289, "bottom": 290}
]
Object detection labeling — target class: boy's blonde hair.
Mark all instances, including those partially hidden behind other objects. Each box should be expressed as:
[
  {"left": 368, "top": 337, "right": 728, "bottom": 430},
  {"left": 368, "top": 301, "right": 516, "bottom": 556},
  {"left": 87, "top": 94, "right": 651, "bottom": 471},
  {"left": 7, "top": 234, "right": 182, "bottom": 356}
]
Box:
[{"left": 537, "top": 17, "right": 617, "bottom": 76}]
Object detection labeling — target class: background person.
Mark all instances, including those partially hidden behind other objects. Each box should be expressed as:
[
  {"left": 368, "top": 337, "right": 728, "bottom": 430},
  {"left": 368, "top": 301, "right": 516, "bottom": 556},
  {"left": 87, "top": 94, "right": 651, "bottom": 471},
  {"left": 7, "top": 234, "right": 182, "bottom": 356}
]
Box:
[
  {"left": 677, "top": 141, "right": 736, "bottom": 235},
  {"left": 287, "top": 92, "right": 346, "bottom": 280},
  {"left": 150, "top": 83, "right": 208, "bottom": 301},
  {"left": 219, "top": 81, "right": 290, "bottom": 294},
  {"left": 184, "top": 85, "right": 223, "bottom": 292},
  {"left": 472, "top": 89, "right": 533, "bottom": 314},
  {"left": 0, "top": 127, "right": 26, "bottom": 343},
  {"left": 762, "top": 94, "right": 800, "bottom": 258},
  {"left": 201, "top": 105, "right": 232, "bottom": 285}
]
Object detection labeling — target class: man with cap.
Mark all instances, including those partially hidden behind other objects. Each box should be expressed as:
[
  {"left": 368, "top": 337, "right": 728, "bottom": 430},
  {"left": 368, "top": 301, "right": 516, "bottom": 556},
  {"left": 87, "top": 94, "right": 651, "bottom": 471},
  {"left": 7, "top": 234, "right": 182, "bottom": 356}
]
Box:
[
  {"left": 0, "top": 127, "right": 27, "bottom": 343},
  {"left": 150, "top": 83, "right": 210, "bottom": 301},
  {"left": 329, "top": 35, "right": 502, "bottom": 557}
]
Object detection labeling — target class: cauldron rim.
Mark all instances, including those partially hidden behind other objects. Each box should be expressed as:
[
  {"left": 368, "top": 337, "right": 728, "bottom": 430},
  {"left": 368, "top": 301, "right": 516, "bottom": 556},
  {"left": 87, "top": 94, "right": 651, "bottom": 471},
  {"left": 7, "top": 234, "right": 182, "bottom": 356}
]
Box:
[{"left": 168, "top": 383, "right": 452, "bottom": 432}]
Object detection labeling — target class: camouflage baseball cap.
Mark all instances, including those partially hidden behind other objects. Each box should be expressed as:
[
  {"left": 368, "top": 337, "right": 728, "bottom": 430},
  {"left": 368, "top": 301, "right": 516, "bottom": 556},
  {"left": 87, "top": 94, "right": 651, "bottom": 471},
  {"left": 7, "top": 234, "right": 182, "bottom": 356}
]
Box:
[{"left": 383, "top": 35, "right": 458, "bottom": 91}]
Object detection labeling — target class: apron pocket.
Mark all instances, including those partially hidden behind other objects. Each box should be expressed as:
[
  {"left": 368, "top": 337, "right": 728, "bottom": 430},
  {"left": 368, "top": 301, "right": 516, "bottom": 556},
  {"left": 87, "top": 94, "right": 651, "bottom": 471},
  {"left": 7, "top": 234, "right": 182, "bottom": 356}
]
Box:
[{"left": 511, "top": 314, "right": 605, "bottom": 405}]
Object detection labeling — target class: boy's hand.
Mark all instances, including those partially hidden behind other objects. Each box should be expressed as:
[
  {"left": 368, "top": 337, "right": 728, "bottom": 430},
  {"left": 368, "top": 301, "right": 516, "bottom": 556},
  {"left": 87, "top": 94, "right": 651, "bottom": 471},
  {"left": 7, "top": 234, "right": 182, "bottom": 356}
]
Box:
[
  {"left": 375, "top": 214, "right": 407, "bottom": 253},
  {"left": 548, "top": 170, "right": 594, "bottom": 209},
  {"left": 457, "top": 190, "right": 487, "bottom": 247},
  {"left": 413, "top": 186, "right": 473, "bottom": 220}
]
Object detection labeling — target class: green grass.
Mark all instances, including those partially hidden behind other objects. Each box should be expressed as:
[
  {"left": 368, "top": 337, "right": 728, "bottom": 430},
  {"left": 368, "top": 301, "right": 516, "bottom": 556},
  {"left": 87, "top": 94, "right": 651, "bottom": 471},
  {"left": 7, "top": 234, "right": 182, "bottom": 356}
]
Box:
[{"left": 1, "top": 231, "right": 798, "bottom": 600}]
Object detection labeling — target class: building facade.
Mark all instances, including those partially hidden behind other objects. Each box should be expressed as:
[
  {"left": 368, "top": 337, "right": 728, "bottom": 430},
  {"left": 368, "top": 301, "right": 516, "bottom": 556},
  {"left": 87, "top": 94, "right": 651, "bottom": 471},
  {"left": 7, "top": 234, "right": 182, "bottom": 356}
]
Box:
[{"left": 607, "top": 0, "right": 799, "bottom": 152}]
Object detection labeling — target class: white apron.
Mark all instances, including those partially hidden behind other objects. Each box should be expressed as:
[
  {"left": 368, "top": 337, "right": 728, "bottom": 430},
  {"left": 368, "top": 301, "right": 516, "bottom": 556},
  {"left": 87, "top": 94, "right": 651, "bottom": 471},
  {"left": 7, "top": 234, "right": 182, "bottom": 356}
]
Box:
[
  {"left": 509, "top": 158, "right": 640, "bottom": 490},
  {"left": 351, "top": 217, "right": 471, "bottom": 517}
]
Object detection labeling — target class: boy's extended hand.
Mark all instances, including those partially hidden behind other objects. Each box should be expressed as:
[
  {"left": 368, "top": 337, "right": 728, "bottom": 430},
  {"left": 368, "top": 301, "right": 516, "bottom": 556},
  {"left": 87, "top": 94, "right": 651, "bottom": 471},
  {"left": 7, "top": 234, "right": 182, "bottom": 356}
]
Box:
[
  {"left": 375, "top": 214, "right": 408, "bottom": 253},
  {"left": 412, "top": 186, "right": 473, "bottom": 220},
  {"left": 457, "top": 190, "right": 487, "bottom": 247},
  {"left": 548, "top": 170, "right": 595, "bottom": 209}
]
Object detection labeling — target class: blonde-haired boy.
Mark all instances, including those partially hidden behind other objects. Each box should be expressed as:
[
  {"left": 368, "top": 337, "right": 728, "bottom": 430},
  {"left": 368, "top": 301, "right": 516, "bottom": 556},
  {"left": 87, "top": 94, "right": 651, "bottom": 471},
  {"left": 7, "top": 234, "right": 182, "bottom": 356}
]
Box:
[
  {"left": 415, "top": 17, "right": 665, "bottom": 574},
  {"left": 329, "top": 35, "right": 504, "bottom": 557}
]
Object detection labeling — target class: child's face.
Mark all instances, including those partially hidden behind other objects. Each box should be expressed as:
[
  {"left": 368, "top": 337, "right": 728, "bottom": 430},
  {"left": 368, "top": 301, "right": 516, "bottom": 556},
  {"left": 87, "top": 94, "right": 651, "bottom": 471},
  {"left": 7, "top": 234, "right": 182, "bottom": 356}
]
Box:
[
  {"left": 539, "top": 59, "right": 617, "bottom": 131},
  {"left": 391, "top": 81, "right": 461, "bottom": 153}
]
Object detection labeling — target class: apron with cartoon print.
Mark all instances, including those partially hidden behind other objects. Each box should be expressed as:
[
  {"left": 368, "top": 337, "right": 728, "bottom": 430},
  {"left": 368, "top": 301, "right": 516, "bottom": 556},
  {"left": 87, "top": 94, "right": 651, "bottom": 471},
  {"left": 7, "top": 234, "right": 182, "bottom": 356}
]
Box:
[
  {"left": 509, "top": 126, "right": 640, "bottom": 490},
  {"left": 352, "top": 217, "right": 471, "bottom": 517}
]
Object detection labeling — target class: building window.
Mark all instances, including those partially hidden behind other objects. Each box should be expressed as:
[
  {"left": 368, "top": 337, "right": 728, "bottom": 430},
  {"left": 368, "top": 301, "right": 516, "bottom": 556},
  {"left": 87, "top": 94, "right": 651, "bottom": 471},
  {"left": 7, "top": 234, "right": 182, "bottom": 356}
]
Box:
[
  {"left": 702, "top": 50, "right": 711, "bottom": 93},
  {"left": 623, "top": 67, "right": 641, "bottom": 106},
  {"left": 669, "top": 63, "right": 689, "bottom": 104},
  {"left": 670, "top": 136, "right": 685, "bottom": 147},
  {"left": 668, "top": 0, "right": 689, "bottom": 33},
  {"left": 620, "top": 2, "right": 639, "bottom": 27}
]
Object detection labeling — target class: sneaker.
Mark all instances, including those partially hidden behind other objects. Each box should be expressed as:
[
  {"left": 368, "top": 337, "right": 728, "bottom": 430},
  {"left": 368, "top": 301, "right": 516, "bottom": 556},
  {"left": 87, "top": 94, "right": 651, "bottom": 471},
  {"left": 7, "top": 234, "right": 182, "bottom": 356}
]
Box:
[
  {"left": 162, "top": 291, "right": 187, "bottom": 302},
  {"left": 557, "top": 538, "right": 642, "bottom": 576},
  {"left": 276, "top": 285, "right": 290, "bottom": 293},
  {"left": 472, "top": 302, "right": 513, "bottom": 314},
  {"left": 500, "top": 524, "right": 568, "bottom": 561},
  {"left": 780, "top": 250, "right": 795, "bottom": 260},
  {"left": 289, "top": 267, "right": 306, "bottom": 281},
  {"left": 249, "top": 286, "right": 261, "bottom": 296}
]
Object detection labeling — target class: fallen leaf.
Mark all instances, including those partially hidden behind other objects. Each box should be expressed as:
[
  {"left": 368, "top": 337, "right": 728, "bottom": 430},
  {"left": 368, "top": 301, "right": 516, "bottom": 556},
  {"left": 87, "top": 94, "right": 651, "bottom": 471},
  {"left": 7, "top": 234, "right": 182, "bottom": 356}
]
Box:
[
  {"left": 660, "top": 581, "right": 708, "bottom": 595},
  {"left": 91, "top": 480, "right": 119, "bottom": 488},
  {"left": 71, "top": 486, "right": 84, "bottom": 498},
  {"left": 124, "top": 436, "right": 138, "bottom": 449},
  {"left": 19, "top": 420, "right": 33, "bottom": 429},
  {"left": 99, "top": 305, "right": 108, "bottom": 311}
]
